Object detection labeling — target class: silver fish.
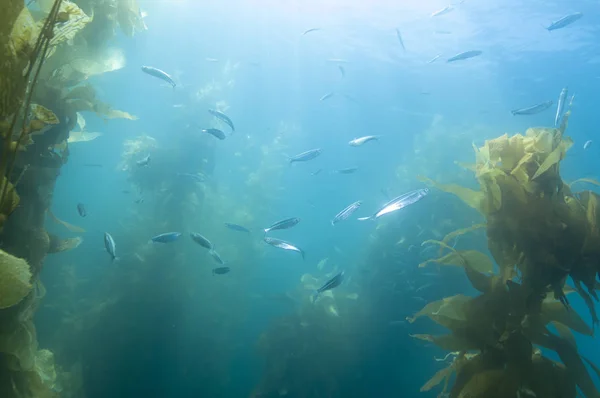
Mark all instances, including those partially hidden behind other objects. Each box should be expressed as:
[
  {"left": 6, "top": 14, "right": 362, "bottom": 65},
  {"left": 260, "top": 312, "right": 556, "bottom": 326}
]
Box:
[
  {"left": 176, "top": 172, "right": 205, "bottom": 183},
  {"left": 208, "top": 109, "right": 235, "bottom": 132},
  {"left": 289, "top": 148, "right": 322, "bottom": 164},
  {"left": 427, "top": 55, "right": 440, "bottom": 64},
  {"left": 202, "top": 128, "right": 226, "bottom": 140},
  {"left": 141, "top": 66, "right": 176, "bottom": 87},
  {"left": 209, "top": 249, "right": 225, "bottom": 265},
  {"left": 359, "top": 188, "right": 429, "bottom": 220},
  {"left": 334, "top": 167, "right": 358, "bottom": 174},
  {"left": 584, "top": 140, "right": 592, "bottom": 150},
  {"left": 511, "top": 100, "right": 553, "bottom": 116},
  {"left": 332, "top": 201, "right": 362, "bottom": 226},
  {"left": 349, "top": 136, "right": 379, "bottom": 146},
  {"left": 225, "top": 223, "right": 251, "bottom": 233},
  {"left": 302, "top": 28, "right": 321, "bottom": 35},
  {"left": 431, "top": 5, "right": 454, "bottom": 17},
  {"left": 264, "top": 217, "right": 300, "bottom": 234},
  {"left": 136, "top": 154, "right": 150, "bottom": 166},
  {"left": 555, "top": 87, "right": 568, "bottom": 126},
  {"left": 263, "top": 237, "right": 305, "bottom": 259},
  {"left": 447, "top": 50, "right": 482, "bottom": 62},
  {"left": 313, "top": 270, "right": 344, "bottom": 300},
  {"left": 104, "top": 232, "right": 117, "bottom": 261},
  {"left": 320, "top": 92, "right": 335, "bottom": 101},
  {"left": 190, "top": 232, "right": 213, "bottom": 250},
  {"left": 150, "top": 232, "right": 181, "bottom": 243},
  {"left": 547, "top": 12, "right": 583, "bottom": 31},
  {"left": 395, "top": 28, "right": 405, "bottom": 52},
  {"left": 338, "top": 66, "right": 345, "bottom": 78}
]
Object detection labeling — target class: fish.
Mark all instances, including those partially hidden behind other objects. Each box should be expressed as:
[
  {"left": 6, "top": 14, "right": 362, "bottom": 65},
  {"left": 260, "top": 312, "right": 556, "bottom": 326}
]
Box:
[
  {"left": 338, "top": 66, "right": 345, "bottom": 78},
  {"left": 289, "top": 148, "right": 322, "bottom": 164},
  {"left": 584, "top": 140, "right": 592, "bottom": 150},
  {"left": 264, "top": 217, "right": 300, "bottom": 234},
  {"left": 208, "top": 109, "right": 235, "bottom": 132},
  {"left": 225, "top": 223, "right": 251, "bottom": 233},
  {"left": 212, "top": 266, "right": 231, "bottom": 275},
  {"left": 83, "top": 163, "right": 103, "bottom": 168},
  {"left": 333, "top": 167, "right": 358, "bottom": 174},
  {"left": 569, "top": 94, "right": 575, "bottom": 107},
  {"left": 511, "top": 100, "right": 553, "bottom": 116},
  {"left": 358, "top": 188, "right": 429, "bottom": 220},
  {"left": 320, "top": 92, "right": 335, "bottom": 101},
  {"left": 209, "top": 249, "right": 225, "bottom": 265},
  {"left": 77, "top": 203, "right": 86, "bottom": 217},
  {"left": 427, "top": 55, "right": 440, "bottom": 64},
  {"left": 447, "top": 50, "right": 482, "bottom": 62},
  {"left": 302, "top": 28, "right": 320, "bottom": 35},
  {"left": 150, "top": 232, "right": 182, "bottom": 243},
  {"left": 176, "top": 172, "right": 205, "bottom": 183},
  {"left": 134, "top": 198, "right": 144, "bottom": 204},
  {"left": 331, "top": 201, "right": 362, "bottom": 226},
  {"left": 136, "top": 154, "right": 150, "bottom": 166},
  {"left": 313, "top": 271, "right": 344, "bottom": 301},
  {"left": 431, "top": 5, "right": 454, "bottom": 17},
  {"left": 104, "top": 232, "right": 117, "bottom": 261},
  {"left": 547, "top": 12, "right": 583, "bottom": 31},
  {"left": 190, "top": 232, "right": 213, "bottom": 250},
  {"left": 555, "top": 87, "right": 568, "bottom": 126},
  {"left": 311, "top": 169, "right": 322, "bottom": 176},
  {"left": 263, "top": 237, "right": 305, "bottom": 259},
  {"left": 201, "top": 128, "right": 226, "bottom": 140},
  {"left": 349, "top": 136, "right": 379, "bottom": 146},
  {"left": 205, "top": 58, "right": 219, "bottom": 62},
  {"left": 395, "top": 28, "right": 405, "bottom": 52},
  {"left": 141, "top": 66, "right": 176, "bottom": 87}
]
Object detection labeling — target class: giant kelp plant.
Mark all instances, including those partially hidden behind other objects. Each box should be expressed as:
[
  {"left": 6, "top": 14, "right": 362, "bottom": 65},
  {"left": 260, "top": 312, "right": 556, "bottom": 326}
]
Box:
[
  {"left": 410, "top": 111, "right": 600, "bottom": 397},
  {"left": 0, "top": 1, "right": 141, "bottom": 396}
]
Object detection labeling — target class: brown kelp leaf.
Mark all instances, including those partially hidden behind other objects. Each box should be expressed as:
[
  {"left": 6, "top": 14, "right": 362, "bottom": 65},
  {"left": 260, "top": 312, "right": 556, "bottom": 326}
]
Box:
[
  {"left": 420, "top": 239, "right": 456, "bottom": 259},
  {"left": 458, "top": 370, "right": 506, "bottom": 397},
  {"left": 68, "top": 131, "right": 102, "bottom": 143},
  {"left": 455, "top": 161, "right": 476, "bottom": 172},
  {"left": 0, "top": 177, "right": 20, "bottom": 222},
  {"left": 98, "top": 107, "right": 138, "bottom": 121},
  {"left": 586, "top": 192, "right": 598, "bottom": 234},
  {"left": 0, "top": 249, "right": 32, "bottom": 309},
  {"left": 46, "top": 209, "right": 86, "bottom": 233},
  {"left": 117, "top": 0, "right": 147, "bottom": 37},
  {"left": 418, "top": 175, "right": 483, "bottom": 212},
  {"left": 420, "top": 250, "right": 494, "bottom": 274},
  {"left": 407, "top": 294, "right": 470, "bottom": 324},
  {"left": 64, "top": 84, "right": 96, "bottom": 102},
  {"left": 48, "top": 234, "right": 83, "bottom": 254},
  {"left": 441, "top": 224, "right": 485, "bottom": 250},
  {"left": 541, "top": 300, "right": 592, "bottom": 336},
  {"left": 464, "top": 259, "right": 494, "bottom": 294},
  {"left": 551, "top": 321, "right": 577, "bottom": 349},
  {"left": 46, "top": 1, "right": 93, "bottom": 49},
  {"left": 420, "top": 363, "right": 454, "bottom": 392},
  {"left": 30, "top": 104, "right": 59, "bottom": 124},
  {"left": 531, "top": 136, "right": 573, "bottom": 180},
  {"left": 569, "top": 178, "right": 600, "bottom": 190}
]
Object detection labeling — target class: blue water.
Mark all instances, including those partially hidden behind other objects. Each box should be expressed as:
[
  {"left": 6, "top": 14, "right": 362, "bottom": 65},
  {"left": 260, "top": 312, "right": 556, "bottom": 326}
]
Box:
[{"left": 35, "top": 0, "right": 600, "bottom": 397}]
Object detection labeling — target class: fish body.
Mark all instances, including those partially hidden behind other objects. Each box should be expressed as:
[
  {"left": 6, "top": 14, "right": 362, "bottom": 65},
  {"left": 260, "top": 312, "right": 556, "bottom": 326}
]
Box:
[
  {"left": 263, "top": 237, "right": 305, "bottom": 259},
  {"left": 320, "top": 92, "right": 335, "bottom": 101},
  {"left": 311, "top": 169, "right": 322, "bottom": 176},
  {"left": 190, "top": 232, "right": 213, "bottom": 250},
  {"left": 395, "top": 28, "right": 405, "bottom": 51},
  {"left": 338, "top": 66, "right": 345, "bottom": 78},
  {"left": 334, "top": 167, "right": 358, "bottom": 174},
  {"left": 209, "top": 249, "right": 225, "bottom": 265},
  {"left": 584, "top": 140, "right": 592, "bottom": 150},
  {"left": 511, "top": 100, "right": 553, "bottom": 115},
  {"left": 349, "top": 135, "right": 379, "bottom": 146},
  {"left": 431, "top": 5, "right": 454, "bottom": 17},
  {"left": 427, "top": 55, "right": 440, "bottom": 64},
  {"left": 104, "top": 232, "right": 117, "bottom": 261},
  {"left": 151, "top": 232, "right": 182, "bottom": 243},
  {"left": 302, "top": 28, "right": 320, "bottom": 35},
  {"left": 225, "top": 223, "right": 251, "bottom": 233},
  {"left": 202, "top": 128, "right": 226, "bottom": 140},
  {"left": 313, "top": 271, "right": 345, "bottom": 301},
  {"left": 134, "top": 198, "right": 144, "bottom": 204},
  {"left": 176, "top": 172, "right": 205, "bottom": 182},
  {"left": 208, "top": 109, "right": 235, "bottom": 132},
  {"left": 555, "top": 87, "right": 568, "bottom": 126},
  {"left": 212, "top": 266, "right": 231, "bottom": 275},
  {"left": 264, "top": 217, "right": 300, "bottom": 234},
  {"left": 359, "top": 188, "right": 429, "bottom": 220},
  {"left": 332, "top": 201, "right": 362, "bottom": 226},
  {"left": 447, "top": 50, "right": 482, "bottom": 62},
  {"left": 141, "top": 66, "right": 176, "bottom": 87},
  {"left": 547, "top": 12, "right": 583, "bottom": 31},
  {"left": 136, "top": 154, "right": 150, "bottom": 166},
  {"left": 289, "top": 148, "right": 322, "bottom": 164},
  {"left": 77, "top": 203, "right": 86, "bottom": 217}
]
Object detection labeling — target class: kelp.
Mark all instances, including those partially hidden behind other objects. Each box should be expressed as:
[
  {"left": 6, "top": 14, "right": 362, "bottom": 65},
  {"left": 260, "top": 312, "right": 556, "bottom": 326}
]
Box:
[
  {"left": 64, "top": 83, "right": 138, "bottom": 121},
  {"left": 46, "top": 208, "right": 85, "bottom": 233},
  {"left": 413, "top": 111, "right": 600, "bottom": 398}
]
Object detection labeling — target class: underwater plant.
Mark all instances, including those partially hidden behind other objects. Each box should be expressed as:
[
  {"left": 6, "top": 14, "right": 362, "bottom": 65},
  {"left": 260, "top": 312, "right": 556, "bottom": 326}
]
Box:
[{"left": 411, "top": 111, "right": 600, "bottom": 397}]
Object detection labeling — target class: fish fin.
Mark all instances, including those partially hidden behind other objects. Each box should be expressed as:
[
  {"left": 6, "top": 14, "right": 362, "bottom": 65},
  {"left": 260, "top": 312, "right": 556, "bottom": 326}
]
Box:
[
  {"left": 300, "top": 249, "right": 306, "bottom": 260},
  {"left": 331, "top": 220, "right": 335, "bottom": 226},
  {"left": 311, "top": 291, "right": 320, "bottom": 303}
]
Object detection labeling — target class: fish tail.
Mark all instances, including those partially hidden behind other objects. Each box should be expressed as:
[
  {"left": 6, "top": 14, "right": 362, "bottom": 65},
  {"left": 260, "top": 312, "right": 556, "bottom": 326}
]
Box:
[
  {"left": 331, "top": 220, "right": 335, "bottom": 226},
  {"left": 312, "top": 291, "right": 320, "bottom": 302},
  {"left": 300, "top": 249, "right": 306, "bottom": 260}
]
